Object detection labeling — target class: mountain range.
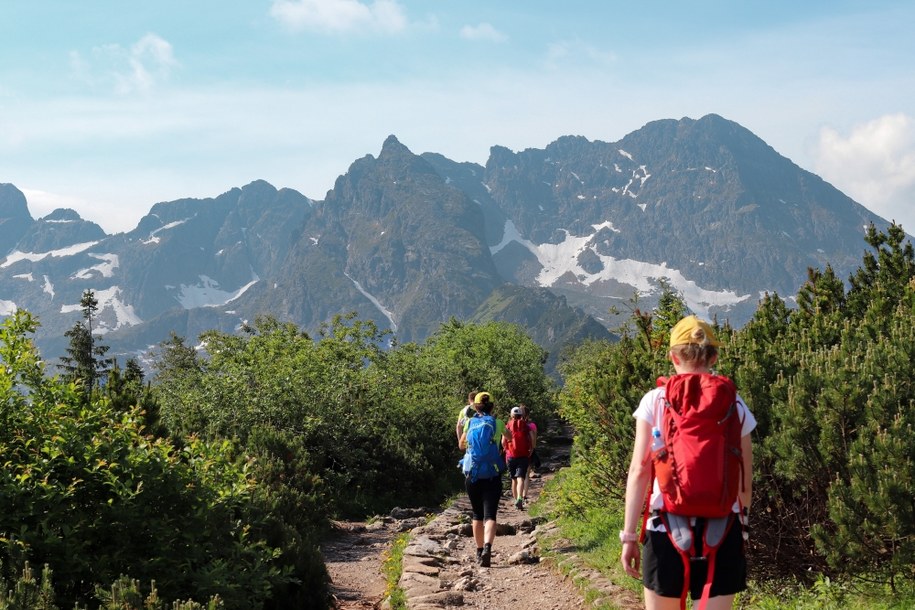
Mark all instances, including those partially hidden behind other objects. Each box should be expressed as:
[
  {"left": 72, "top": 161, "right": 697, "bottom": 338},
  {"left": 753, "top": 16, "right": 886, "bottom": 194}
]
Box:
[{"left": 0, "top": 114, "right": 894, "bottom": 374}]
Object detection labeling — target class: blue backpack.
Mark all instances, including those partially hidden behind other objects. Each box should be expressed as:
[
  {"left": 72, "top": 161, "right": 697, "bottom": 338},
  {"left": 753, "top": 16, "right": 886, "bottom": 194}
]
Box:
[{"left": 461, "top": 415, "right": 505, "bottom": 482}]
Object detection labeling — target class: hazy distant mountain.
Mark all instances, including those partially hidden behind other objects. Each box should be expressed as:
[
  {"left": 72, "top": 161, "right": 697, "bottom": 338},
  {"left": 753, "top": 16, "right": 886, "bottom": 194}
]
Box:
[{"left": 0, "top": 114, "right": 895, "bottom": 374}]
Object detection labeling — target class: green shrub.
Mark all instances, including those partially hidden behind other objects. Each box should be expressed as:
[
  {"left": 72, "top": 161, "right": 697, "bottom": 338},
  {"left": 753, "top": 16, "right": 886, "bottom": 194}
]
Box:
[{"left": 0, "top": 311, "right": 295, "bottom": 609}]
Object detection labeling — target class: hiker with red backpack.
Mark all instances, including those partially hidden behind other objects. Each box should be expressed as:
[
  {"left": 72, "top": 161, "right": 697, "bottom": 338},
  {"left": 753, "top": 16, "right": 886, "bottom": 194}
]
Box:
[
  {"left": 459, "top": 391, "right": 510, "bottom": 567},
  {"left": 503, "top": 406, "right": 534, "bottom": 509},
  {"left": 620, "top": 315, "right": 756, "bottom": 610}
]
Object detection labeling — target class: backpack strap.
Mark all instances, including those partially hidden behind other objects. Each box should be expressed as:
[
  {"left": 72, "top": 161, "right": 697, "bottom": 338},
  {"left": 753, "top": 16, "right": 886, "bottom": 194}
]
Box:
[
  {"left": 655, "top": 512, "right": 735, "bottom": 610},
  {"left": 695, "top": 514, "right": 734, "bottom": 610},
  {"left": 657, "top": 512, "right": 692, "bottom": 610}
]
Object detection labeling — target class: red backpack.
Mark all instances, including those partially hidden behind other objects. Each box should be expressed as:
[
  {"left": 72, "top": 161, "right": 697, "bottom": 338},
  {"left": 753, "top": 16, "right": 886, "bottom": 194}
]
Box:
[
  {"left": 654, "top": 373, "right": 744, "bottom": 517},
  {"left": 506, "top": 418, "right": 532, "bottom": 458},
  {"left": 643, "top": 373, "right": 746, "bottom": 610}
]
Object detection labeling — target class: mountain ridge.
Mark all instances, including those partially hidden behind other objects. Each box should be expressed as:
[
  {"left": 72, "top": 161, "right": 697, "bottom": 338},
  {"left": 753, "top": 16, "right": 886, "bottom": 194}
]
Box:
[{"left": 0, "top": 114, "right": 898, "bottom": 372}]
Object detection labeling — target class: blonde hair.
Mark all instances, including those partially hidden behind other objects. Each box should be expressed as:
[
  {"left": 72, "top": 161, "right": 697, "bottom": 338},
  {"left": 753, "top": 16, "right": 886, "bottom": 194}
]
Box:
[{"left": 670, "top": 340, "right": 718, "bottom": 367}]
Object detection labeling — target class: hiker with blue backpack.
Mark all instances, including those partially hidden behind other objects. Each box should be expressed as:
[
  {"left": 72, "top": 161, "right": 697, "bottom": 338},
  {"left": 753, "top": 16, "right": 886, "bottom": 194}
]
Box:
[
  {"left": 620, "top": 316, "right": 756, "bottom": 610},
  {"left": 458, "top": 391, "right": 510, "bottom": 567}
]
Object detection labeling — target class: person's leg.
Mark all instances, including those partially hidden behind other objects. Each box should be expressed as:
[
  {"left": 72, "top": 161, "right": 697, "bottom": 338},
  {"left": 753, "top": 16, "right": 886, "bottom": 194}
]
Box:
[
  {"left": 476, "top": 477, "right": 498, "bottom": 567},
  {"left": 516, "top": 459, "right": 529, "bottom": 500},
  {"left": 479, "top": 518, "right": 495, "bottom": 567},
  {"left": 703, "top": 595, "right": 736, "bottom": 610},
  {"left": 472, "top": 519, "right": 484, "bottom": 548},
  {"left": 479, "top": 476, "right": 501, "bottom": 566},
  {"left": 644, "top": 589, "right": 682, "bottom": 610},
  {"left": 465, "top": 478, "right": 485, "bottom": 555},
  {"left": 483, "top": 518, "right": 497, "bottom": 544},
  {"left": 481, "top": 476, "right": 501, "bottom": 532}
]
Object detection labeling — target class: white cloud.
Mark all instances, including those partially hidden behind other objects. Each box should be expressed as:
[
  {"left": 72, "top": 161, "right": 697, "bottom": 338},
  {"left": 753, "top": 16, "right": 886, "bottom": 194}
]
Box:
[
  {"left": 70, "top": 33, "right": 177, "bottom": 94},
  {"left": 269, "top": 0, "right": 407, "bottom": 34},
  {"left": 814, "top": 114, "right": 915, "bottom": 231},
  {"left": 545, "top": 39, "right": 617, "bottom": 70},
  {"left": 124, "top": 34, "right": 178, "bottom": 93},
  {"left": 459, "top": 22, "right": 507, "bottom": 43}
]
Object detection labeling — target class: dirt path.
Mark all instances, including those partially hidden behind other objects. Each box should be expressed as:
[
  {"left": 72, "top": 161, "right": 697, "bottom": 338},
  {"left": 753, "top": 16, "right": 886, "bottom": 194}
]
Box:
[{"left": 322, "top": 428, "right": 642, "bottom": 610}]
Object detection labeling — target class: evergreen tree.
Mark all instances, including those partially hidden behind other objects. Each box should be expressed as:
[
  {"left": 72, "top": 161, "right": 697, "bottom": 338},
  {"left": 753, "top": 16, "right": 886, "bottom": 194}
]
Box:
[
  {"left": 58, "top": 290, "right": 111, "bottom": 397},
  {"left": 811, "top": 293, "right": 915, "bottom": 590},
  {"left": 846, "top": 222, "right": 915, "bottom": 320},
  {"left": 105, "top": 358, "right": 163, "bottom": 436}
]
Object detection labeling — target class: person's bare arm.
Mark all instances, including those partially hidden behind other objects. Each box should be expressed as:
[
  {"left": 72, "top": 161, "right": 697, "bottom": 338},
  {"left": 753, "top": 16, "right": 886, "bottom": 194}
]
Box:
[
  {"left": 621, "top": 418, "right": 652, "bottom": 578},
  {"left": 739, "top": 433, "right": 753, "bottom": 511}
]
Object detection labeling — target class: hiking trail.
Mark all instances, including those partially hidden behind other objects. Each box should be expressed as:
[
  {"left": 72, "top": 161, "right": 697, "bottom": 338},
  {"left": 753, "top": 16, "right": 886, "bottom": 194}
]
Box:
[{"left": 322, "top": 423, "right": 642, "bottom": 609}]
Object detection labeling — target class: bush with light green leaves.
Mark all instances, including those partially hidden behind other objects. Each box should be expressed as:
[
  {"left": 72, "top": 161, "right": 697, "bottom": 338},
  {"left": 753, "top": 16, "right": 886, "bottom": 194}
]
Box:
[{"left": 0, "top": 310, "right": 303, "bottom": 610}]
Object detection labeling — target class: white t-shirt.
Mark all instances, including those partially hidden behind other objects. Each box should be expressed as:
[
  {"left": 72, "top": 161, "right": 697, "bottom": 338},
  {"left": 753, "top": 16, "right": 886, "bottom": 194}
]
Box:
[{"left": 633, "top": 383, "right": 757, "bottom": 514}]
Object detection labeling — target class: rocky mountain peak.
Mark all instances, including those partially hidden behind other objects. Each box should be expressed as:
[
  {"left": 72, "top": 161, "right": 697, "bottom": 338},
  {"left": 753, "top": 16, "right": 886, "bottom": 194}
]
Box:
[
  {"left": 0, "top": 183, "right": 32, "bottom": 221},
  {"left": 42, "top": 208, "right": 84, "bottom": 222}
]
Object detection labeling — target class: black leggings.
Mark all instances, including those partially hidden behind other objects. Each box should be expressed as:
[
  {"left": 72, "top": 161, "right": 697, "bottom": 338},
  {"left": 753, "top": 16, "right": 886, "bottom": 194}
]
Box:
[{"left": 465, "top": 475, "right": 502, "bottom": 521}]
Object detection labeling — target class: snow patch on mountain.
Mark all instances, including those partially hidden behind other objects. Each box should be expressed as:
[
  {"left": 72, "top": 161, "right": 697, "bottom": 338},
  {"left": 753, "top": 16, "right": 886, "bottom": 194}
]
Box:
[
  {"left": 0, "top": 300, "right": 16, "bottom": 315},
  {"left": 176, "top": 274, "right": 260, "bottom": 309},
  {"left": 592, "top": 221, "right": 620, "bottom": 234},
  {"left": 142, "top": 219, "right": 190, "bottom": 245},
  {"left": 0, "top": 241, "right": 99, "bottom": 268},
  {"left": 492, "top": 220, "right": 751, "bottom": 317},
  {"left": 72, "top": 253, "right": 119, "bottom": 279},
  {"left": 345, "top": 271, "right": 397, "bottom": 332},
  {"left": 60, "top": 286, "right": 142, "bottom": 333}
]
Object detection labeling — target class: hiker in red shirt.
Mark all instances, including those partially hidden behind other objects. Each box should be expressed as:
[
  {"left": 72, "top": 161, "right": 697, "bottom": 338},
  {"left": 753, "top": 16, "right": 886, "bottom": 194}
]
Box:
[
  {"left": 503, "top": 406, "right": 533, "bottom": 509},
  {"left": 620, "top": 315, "right": 756, "bottom": 610}
]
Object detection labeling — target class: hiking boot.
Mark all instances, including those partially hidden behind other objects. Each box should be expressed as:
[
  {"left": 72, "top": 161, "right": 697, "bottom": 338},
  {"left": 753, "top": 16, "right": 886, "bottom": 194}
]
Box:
[
  {"left": 479, "top": 546, "right": 491, "bottom": 568},
  {"left": 515, "top": 497, "right": 523, "bottom": 509}
]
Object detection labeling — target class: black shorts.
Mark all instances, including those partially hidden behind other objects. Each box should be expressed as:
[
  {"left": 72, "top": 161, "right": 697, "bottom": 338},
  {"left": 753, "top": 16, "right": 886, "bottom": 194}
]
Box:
[
  {"left": 506, "top": 456, "right": 529, "bottom": 479},
  {"left": 643, "top": 517, "right": 746, "bottom": 599},
  {"left": 465, "top": 475, "right": 502, "bottom": 521}
]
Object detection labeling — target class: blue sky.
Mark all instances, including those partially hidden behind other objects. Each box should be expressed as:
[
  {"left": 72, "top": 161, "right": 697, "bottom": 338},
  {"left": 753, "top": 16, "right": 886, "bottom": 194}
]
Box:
[{"left": 2, "top": 1, "right": 914, "bottom": 234}]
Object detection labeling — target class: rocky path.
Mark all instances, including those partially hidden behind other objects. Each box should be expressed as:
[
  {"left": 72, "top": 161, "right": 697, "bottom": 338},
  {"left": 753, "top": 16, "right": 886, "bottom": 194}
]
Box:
[{"left": 323, "top": 432, "right": 642, "bottom": 609}]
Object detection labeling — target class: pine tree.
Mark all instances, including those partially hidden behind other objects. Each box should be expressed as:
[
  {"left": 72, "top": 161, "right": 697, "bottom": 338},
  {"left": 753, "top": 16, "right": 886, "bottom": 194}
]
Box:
[
  {"left": 846, "top": 222, "right": 915, "bottom": 320},
  {"left": 58, "top": 289, "right": 111, "bottom": 397},
  {"left": 105, "top": 358, "right": 163, "bottom": 436}
]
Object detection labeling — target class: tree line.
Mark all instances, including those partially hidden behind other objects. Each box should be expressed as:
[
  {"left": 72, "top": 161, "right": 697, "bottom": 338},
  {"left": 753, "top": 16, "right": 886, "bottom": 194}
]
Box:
[{"left": 0, "top": 308, "right": 554, "bottom": 609}]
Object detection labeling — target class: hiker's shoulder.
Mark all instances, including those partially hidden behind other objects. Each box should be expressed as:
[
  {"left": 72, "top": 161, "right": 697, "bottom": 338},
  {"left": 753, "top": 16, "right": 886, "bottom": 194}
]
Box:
[
  {"left": 634, "top": 386, "right": 665, "bottom": 419},
  {"left": 640, "top": 384, "right": 666, "bottom": 402}
]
